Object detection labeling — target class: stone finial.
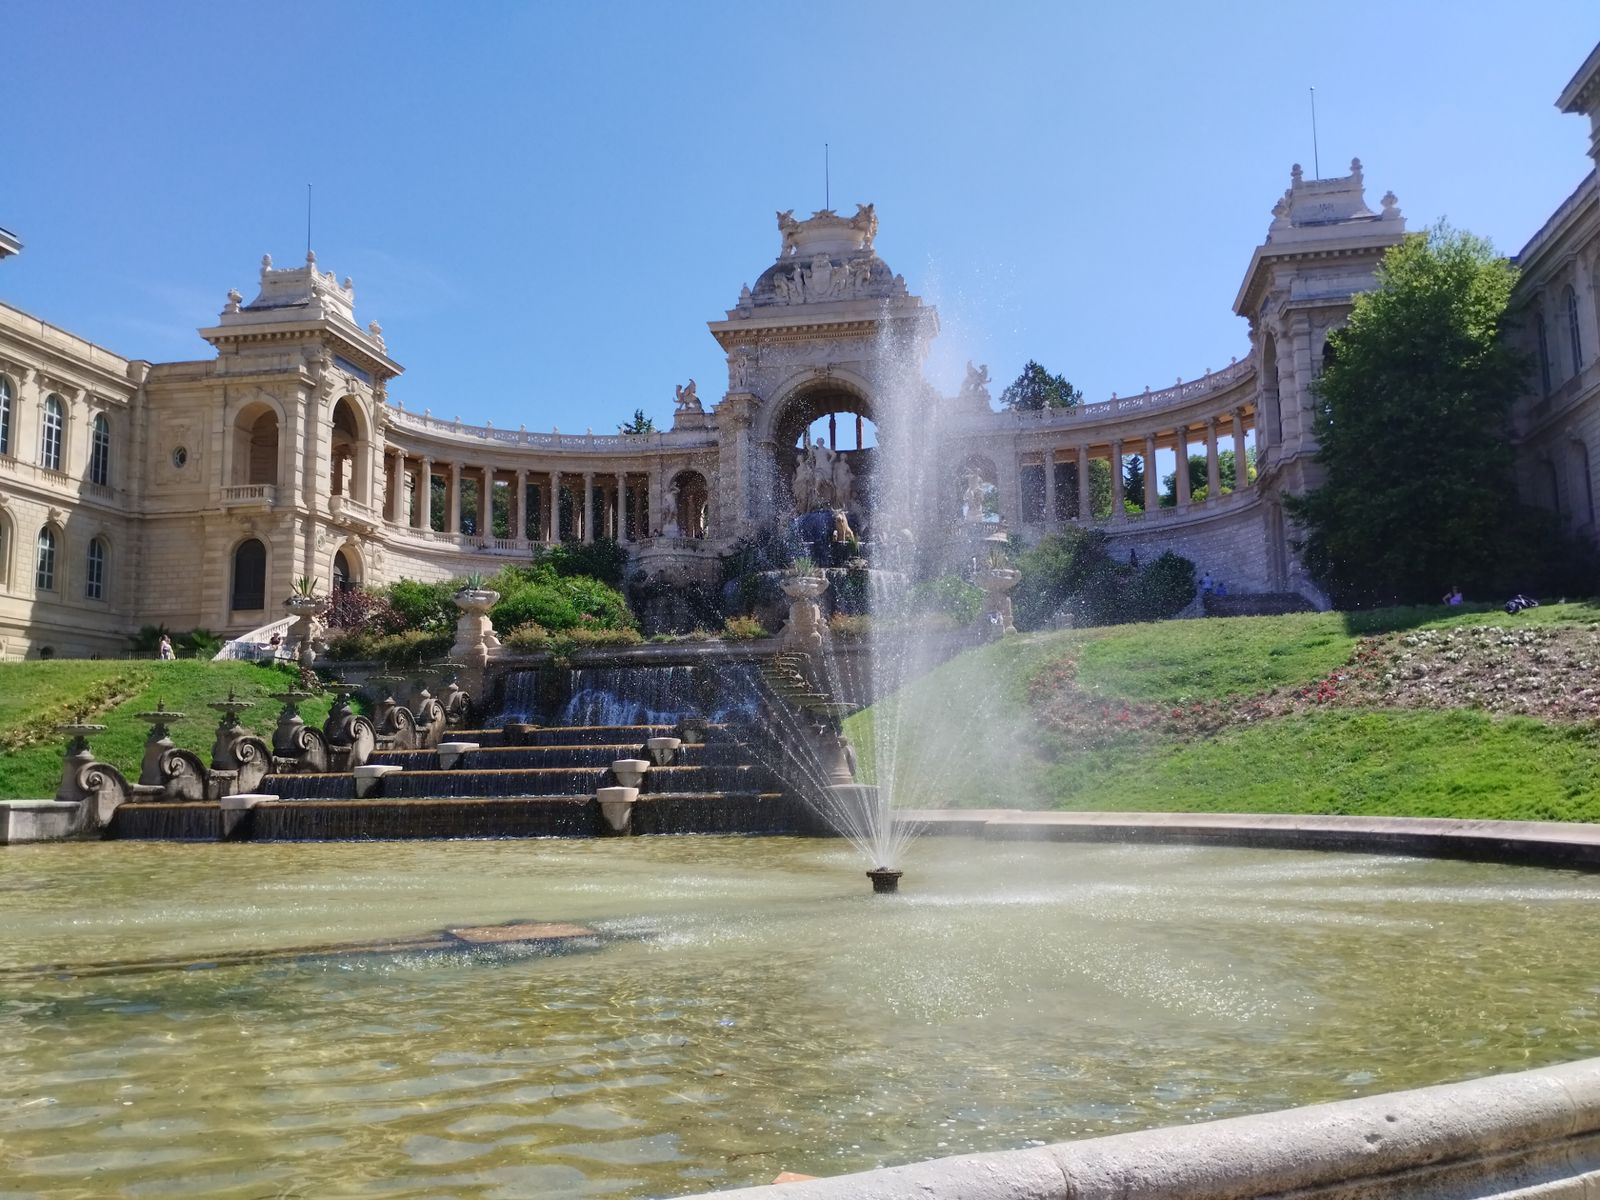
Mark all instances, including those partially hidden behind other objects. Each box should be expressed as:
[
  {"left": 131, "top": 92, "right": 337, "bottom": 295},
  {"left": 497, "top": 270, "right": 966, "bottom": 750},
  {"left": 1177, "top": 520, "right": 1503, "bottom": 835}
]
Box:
[
  {"left": 261, "top": 253, "right": 273, "bottom": 272},
  {"left": 342, "top": 276, "right": 354, "bottom": 291},
  {"left": 367, "top": 319, "right": 384, "bottom": 347},
  {"left": 1350, "top": 157, "right": 1363, "bottom": 182},
  {"left": 224, "top": 288, "right": 242, "bottom": 315},
  {"left": 1291, "top": 163, "right": 1304, "bottom": 184},
  {"left": 306, "top": 249, "right": 317, "bottom": 265},
  {"left": 1380, "top": 190, "right": 1401, "bottom": 219}
]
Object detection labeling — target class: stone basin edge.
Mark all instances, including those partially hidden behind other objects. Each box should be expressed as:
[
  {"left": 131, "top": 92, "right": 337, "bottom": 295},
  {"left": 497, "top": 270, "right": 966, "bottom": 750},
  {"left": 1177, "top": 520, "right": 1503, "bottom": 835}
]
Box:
[{"left": 694, "top": 1043, "right": 1600, "bottom": 1199}]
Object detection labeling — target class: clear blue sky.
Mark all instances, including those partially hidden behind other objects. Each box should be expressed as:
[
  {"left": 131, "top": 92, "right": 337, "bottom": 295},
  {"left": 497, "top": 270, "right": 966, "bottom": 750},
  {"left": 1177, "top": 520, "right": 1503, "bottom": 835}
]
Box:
[{"left": 3, "top": 2, "right": 1595, "bottom": 433}]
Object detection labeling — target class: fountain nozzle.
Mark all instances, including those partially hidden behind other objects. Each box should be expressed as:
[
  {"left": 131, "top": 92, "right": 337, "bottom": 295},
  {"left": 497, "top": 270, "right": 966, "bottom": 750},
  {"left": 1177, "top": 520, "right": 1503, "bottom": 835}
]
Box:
[{"left": 866, "top": 867, "right": 903, "bottom": 895}]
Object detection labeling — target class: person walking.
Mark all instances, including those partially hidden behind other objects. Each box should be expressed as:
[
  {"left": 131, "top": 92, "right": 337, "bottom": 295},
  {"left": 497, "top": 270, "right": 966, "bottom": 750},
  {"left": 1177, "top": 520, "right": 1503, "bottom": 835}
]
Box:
[{"left": 157, "top": 633, "right": 175, "bottom": 660}]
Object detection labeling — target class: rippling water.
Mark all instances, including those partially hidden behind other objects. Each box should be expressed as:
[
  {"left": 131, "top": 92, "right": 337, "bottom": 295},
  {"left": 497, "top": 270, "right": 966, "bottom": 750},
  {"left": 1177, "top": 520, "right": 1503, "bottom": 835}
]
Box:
[{"left": 3, "top": 836, "right": 1600, "bottom": 1198}]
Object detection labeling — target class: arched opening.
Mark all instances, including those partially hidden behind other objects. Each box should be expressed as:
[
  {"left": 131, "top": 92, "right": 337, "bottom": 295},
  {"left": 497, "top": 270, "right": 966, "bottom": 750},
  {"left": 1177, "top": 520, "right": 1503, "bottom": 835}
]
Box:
[
  {"left": 333, "top": 547, "right": 359, "bottom": 592},
  {"left": 233, "top": 404, "right": 280, "bottom": 486},
  {"left": 1537, "top": 312, "right": 1553, "bottom": 396},
  {"left": 85, "top": 536, "right": 107, "bottom": 601},
  {"left": 0, "top": 374, "right": 12, "bottom": 458},
  {"left": 0, "top": 510, "right": 11, "bottom": 591},
  {"left": 231, "top": 538, "right": 267, "bottom": 611},
  {"left": 40, "top": 395, "right": 63, "bottom": 473},
  {"left": 1568, "top": 286, "right": 1584, "bottom": 377},
  {"left": 1261, "top": 335, "right": 1281, "bottom": 450},
  {"left": 89, "top": 414, "right": 111, "bottom": 487},
  {"left": 667, "top": 470, "right": 710, "bottom": 539},
  {"left": 1575, "top": 440, "right": 1596, "bottom": 527},
  {"left": 330, "top": 396, "right": 368, "bottom": 502},
  {"left": 35, "top": 526, "right": 58, "bottom": 592},
  {"left": 955, "top": 454, "right": 1000, "bottom": 524},
  {"left": 772, "top": 384, "right": 876, "bottom": 522}
]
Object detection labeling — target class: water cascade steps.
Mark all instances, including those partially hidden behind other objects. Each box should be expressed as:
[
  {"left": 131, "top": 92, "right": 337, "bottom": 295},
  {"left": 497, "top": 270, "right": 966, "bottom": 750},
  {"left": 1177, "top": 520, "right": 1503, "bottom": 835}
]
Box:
[{"left": 107, "top": 720, "right": 821, "bottom": 842}]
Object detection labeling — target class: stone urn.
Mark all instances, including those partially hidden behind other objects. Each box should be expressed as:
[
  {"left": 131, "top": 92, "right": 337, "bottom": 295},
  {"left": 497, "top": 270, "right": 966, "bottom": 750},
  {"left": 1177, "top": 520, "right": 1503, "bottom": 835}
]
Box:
[
  {"left": 779, "top": 573, "right": 830, "bottom": 658},
  {"left": 596, "top": 785, "right": 639, "bottom": 834},
  {"left": 646, "top": 736, "right": 681, "bottom": 766},
  {"left": 611, "top": 759, "right": 650, "bottom": 789},
  {"left": 55, "top": 722, "right": 107, "bottom": 804},
  {"left": 449, "top": 588, "right": 503, "bottom": 670},
  {"left": 977, "top": 567, "right": 1021, "bottom": 636},
  {"left": 283, "top": 593, "right": 327, "bottom": 668}
]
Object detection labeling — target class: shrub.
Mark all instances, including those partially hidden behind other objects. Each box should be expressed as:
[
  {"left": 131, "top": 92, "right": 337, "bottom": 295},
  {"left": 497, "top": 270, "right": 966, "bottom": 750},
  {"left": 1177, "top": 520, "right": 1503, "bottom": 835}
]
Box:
[
  {"left": 723, "top": 615, "right": 768, "bottom": 640},
  {"left": 324, "top": 586, "right": 405, "bottom": 634},
  {"left": 829, "top": 613, "right": 870, "bottom": 639},
  {"left": 555, "top": 627, "right": 643, "bottom": 653},
  {"left": 1129, "top": 551, "right": 1197, "bottom": 621},
  {"left": 536, "top": 539, "right": 629, "bottom": 589},
  {"left": 910, "top": 575, "right": 983, "bottom": 624},
  {"left": 504, "top": 623, "right": 552, "bottom": 653},
  {"left": 386, "top": 579, "right": 458, "bottom": 633},
  {"left": 322, "top": 628, "right": 450, "bottom": 665}
]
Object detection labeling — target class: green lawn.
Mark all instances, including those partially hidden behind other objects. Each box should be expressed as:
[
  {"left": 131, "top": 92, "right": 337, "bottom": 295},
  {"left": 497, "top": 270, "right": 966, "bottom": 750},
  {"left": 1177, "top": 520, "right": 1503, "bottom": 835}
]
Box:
[
  {"left": 0, "top": 660, "right": 335, "bottom": 800},
  {"left": 1045, "top": 709, "right": 1600, "bottom": 822},
  {"left": 846, "top": 603, "right": 1600, "bottom": 820},
  {"left": 0, "top": 661, "right": 152, "bottom": 751}
]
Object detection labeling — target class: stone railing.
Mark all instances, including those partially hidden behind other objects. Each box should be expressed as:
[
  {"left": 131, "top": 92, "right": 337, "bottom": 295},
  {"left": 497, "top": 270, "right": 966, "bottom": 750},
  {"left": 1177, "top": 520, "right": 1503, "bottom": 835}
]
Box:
[
  {"left": 221, "top": 483, "right": 277, "bottom": 507},
  {"left": 696, "top": 1055, "right": 1600, "bottom": 1199},
  {"left": 327, "top": 493, "right": 381, "bottom": 530},
  {"left": 975, "top": 357, "right": 1257, "bottom": 432},
  {"left": 385, "top": 405, "right": 717, "bottom": 451}
]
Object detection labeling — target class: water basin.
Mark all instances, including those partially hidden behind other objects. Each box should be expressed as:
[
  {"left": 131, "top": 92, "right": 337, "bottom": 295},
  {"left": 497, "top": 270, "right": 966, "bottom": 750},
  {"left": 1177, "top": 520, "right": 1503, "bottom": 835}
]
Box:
[{"left": 2, "top": 836, "right": 1598, "bottom": 1198}]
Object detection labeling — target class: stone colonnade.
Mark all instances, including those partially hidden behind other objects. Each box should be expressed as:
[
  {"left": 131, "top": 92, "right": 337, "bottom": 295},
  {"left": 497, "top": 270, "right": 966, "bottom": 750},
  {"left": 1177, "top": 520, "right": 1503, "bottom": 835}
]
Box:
[
  {"left": 375, "top": 450, "right": 664, "bottom": 548},
  {"left": 996, "top": 404, "right": 1255, "bottom": 526}
]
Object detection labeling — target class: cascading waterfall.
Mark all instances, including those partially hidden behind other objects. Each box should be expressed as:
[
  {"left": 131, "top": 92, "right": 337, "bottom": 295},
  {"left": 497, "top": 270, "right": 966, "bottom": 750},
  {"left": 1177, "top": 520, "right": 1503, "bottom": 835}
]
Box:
[{"left": 557, "top": 666, "right": 760, "bottom": 727}]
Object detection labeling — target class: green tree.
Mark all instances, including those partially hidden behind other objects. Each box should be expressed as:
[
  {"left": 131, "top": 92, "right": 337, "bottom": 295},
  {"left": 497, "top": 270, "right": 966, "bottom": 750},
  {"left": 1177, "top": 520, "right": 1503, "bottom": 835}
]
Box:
[
  {"left": 1287, "top": 224, "right": 1557, "bottom": 606},
  {"left": 1122, "top": 454, "right": 1145, "bottom": 506},
  {"left": 619, "top": 408, "right": 656, "bottom": 434},
  {"left": 999, "top": 360, "right": 1083, "bottom": 411}
]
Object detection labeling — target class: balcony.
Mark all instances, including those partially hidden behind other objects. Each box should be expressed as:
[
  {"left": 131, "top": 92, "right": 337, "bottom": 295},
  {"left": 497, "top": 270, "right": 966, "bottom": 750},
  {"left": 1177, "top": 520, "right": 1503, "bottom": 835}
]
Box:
[
  {"left": 221, "top": 483, "right": 278, "bottom": 509},
  {"left": 328, "top": 493, "right": 382, "bottom": 533}
]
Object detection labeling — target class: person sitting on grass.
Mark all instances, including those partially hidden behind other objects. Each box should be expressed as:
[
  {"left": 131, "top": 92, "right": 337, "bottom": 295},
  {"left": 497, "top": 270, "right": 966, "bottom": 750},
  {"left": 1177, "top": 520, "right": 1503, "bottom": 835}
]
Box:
[{"left": 1442, "top": 585, "right": 1464, "bottom": 606}]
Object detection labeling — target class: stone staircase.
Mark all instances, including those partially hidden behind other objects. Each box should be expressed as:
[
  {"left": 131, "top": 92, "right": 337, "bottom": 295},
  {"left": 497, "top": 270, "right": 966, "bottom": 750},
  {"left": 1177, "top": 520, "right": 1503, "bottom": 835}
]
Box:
[{"left": 106, "top": 719, "right": 813, "bottom": 842}]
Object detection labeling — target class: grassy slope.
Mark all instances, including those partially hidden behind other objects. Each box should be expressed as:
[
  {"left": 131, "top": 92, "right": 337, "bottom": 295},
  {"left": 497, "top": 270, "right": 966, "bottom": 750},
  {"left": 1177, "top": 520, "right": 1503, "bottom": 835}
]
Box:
[
  {"left": 0, "top": 661, "right": 335, "bottom": 800},
  {"left": 846, "top": 603, "right": 1600, "bottom": 820}
]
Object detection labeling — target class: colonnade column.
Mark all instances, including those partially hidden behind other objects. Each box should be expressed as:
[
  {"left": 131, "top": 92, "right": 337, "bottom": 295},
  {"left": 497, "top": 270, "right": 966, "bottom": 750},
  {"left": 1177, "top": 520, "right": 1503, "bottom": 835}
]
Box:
[
  {"left": 1111, "top": 439, "right": 1125, "bottom": 517},
  {"left": 1143, "top": 432, "right": 1159, "bottom": 511},
  {"left": 448, "top": 462, "right": 461, "bottom": 535},
  {"left": 582, "top": 471, "right": 594, "bottom": 544},
  {"left": 514, "top": 469, "right": 527, "bottom": 543},
  {"left": 547, "top": 471, "right": 560, "bottom": 542},
  {"left": 1076, "top": 445, "right": 1091, "bottom": 522},
  {"left": 1175, "top": 426, "right": 1192, "bottom": 509},
  {"left": 1231, "top": 409, "right": 1248, "bottom": 490},
  {"left": 419, "top": 457, "right": 433, "bottom": 529},
  {"left": 615, "top": 472, "right": 626, "bottom": 540},
  {"left": 1205, "top": 420, "right": 1221, "bottom": 499},
  {"left": 1042, "top": 450, "right": 1057, "bottom": 528}
]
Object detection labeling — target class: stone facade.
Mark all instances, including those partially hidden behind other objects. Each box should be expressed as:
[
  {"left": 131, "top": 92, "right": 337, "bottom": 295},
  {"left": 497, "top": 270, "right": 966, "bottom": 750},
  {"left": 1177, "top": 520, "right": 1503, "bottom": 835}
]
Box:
[
  {"left": 1510, "top": 44, "right": 1600, "bottom": 544},
  {"left": 24, "top": 39, "right": 1600, "bottom": 660}
]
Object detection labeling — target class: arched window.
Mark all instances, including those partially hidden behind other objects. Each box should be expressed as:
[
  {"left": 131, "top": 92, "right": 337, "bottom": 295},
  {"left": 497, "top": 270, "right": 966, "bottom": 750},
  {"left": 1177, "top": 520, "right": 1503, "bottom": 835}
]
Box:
[
  {"left": 0, "top": 514, "right": 10, "bottom": 591},
  {"left": 35, "top": 526, "right": 57, "bottom": 592},
  {"left": 40, "top": 395, "right": 63, "bottom": 472},
  {"left": 85, "top": 537, "right": 107, "bottom": 601},
  {"left": 333, "top": 548, "right": 354, "bottom": 592},
  {"left": 0, "top": 375, "right": 12, "bottom": 458},
  {"left": 1536, "top": 313, "right": 1553, "bottom": 396},
  {"left": 1578, "top": 441, "right": 1597, "bottom": 527},
  {"left": 230, "top": 538, "right": 266, "bottom": 611},
  {"left": 1568, "top": 286, "right": 1584, "bottom": 377},
  {"left": 89, "top": 414, "right": 110, "bottom": 486}
]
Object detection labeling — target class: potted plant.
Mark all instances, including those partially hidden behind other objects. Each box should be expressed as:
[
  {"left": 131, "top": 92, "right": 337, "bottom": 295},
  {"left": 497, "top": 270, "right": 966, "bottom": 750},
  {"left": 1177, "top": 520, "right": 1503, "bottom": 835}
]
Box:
[{"left": 285, "top": 575, "right": 325, "bottom": 616}]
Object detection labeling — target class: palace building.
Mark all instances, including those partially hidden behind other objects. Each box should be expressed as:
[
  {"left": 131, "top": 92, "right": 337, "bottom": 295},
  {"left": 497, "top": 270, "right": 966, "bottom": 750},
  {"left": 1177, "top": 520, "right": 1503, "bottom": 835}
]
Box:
[{"left": 0, "top": 43, "right": 1596, "bottom": 660}]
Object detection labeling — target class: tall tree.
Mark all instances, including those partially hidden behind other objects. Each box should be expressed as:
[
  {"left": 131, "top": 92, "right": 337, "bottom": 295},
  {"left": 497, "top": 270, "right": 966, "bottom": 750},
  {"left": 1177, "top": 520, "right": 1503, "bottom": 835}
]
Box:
[
  {"left": 999, "top": 360, "right": 1083, "bottom": 411},
  {"left": 1122, "top": 454, "right": 1145, "bottom": 508},
  {"left": 1287, "top": 224, "right": 1531, "bottom": 606}
]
